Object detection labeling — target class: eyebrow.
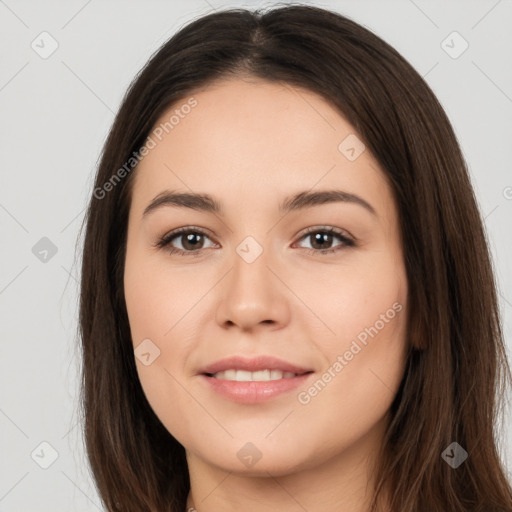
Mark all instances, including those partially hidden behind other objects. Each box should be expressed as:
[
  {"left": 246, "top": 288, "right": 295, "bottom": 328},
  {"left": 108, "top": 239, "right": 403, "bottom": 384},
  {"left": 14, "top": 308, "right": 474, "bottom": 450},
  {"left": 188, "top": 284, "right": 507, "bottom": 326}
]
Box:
[{"left": 142, "top": 189, "right": 377, "bottom": 218}]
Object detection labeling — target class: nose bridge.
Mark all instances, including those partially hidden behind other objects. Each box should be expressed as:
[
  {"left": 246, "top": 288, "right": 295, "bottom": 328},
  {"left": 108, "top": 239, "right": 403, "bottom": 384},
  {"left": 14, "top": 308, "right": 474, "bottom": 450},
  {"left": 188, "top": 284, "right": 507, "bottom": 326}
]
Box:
[
  {"left": 230, "top": 233, "right": 275, "bottom": 300},
  {"left": 216, "top": 232, "right": 289, "bottom": 330}
]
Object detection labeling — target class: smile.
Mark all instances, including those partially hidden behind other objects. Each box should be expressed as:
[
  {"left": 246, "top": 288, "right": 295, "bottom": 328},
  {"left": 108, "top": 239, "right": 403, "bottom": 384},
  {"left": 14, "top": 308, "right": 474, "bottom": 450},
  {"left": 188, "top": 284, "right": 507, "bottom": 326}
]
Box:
[{"left": 208, "top": 369, "right": 302, "bottom": 381}]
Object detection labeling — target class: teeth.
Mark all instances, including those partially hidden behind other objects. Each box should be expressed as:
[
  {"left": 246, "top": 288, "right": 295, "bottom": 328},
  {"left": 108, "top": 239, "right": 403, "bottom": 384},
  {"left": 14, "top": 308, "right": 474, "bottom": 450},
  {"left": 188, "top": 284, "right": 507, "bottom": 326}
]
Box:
[
  {"left": 270, "top": 369, "right": 284, "bottom": 380},
  {"left": 212, "top": 369, "right": 298, "bottom": 381}
]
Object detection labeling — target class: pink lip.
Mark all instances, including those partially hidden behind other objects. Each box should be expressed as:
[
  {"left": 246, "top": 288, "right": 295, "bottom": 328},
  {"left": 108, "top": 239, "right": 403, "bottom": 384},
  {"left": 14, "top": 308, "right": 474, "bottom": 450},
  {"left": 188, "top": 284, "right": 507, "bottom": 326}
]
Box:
[
  {"left": 198, "top": 355, "right": 314, "bottom": 404},
  {"left": 200, "top": 373, "right": 314, "bottom": 404},
  {"left": 199, "top": 355, "right": 312, "bottom": 375}
]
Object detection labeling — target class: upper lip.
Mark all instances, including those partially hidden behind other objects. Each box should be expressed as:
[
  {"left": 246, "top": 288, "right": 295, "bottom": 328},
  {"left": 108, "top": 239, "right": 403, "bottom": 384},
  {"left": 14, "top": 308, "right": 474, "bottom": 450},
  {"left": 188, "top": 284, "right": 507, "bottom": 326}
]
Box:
[{"left": 199, "top": 356, "right": 313, "bottom": 375}]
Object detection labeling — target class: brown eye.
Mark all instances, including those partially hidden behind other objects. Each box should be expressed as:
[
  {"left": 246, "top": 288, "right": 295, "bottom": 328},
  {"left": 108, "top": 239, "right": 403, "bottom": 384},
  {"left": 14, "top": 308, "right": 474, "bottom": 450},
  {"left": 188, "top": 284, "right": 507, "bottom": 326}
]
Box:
[
  {"left": 295, "top": 227, "right": 355, "bottom": 256},
  {"left": 156, "top": 227, "right": 216, "bottom": 256}
]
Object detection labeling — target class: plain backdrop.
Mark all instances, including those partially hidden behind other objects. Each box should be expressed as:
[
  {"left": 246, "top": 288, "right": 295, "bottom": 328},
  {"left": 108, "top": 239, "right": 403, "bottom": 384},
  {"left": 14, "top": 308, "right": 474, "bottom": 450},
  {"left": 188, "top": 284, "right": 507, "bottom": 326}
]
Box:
[{"left": 1, "top": 0, "right": 511, "bottom": 510}]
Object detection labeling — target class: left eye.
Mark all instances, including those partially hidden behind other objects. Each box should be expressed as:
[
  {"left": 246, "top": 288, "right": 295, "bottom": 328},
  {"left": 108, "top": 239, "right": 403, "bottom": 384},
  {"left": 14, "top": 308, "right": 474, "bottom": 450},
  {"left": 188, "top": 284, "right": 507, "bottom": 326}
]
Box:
[{"left": 294, "top": 227, "right": 354, "bottom": 254}]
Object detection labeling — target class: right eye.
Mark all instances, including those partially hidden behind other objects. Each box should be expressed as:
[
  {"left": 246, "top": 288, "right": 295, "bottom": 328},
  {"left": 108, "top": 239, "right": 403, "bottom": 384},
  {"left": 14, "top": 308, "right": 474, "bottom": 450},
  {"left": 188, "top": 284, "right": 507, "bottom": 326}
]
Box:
[{"left": 156, "top": 227, "right": 217, "bottom": 256}]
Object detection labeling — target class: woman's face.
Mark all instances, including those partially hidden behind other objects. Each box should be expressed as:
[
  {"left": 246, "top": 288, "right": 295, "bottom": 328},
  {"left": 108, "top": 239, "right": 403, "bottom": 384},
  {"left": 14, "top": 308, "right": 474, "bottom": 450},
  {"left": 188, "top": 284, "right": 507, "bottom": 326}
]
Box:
[{"left": 124, "top": 77, "right": 409, "bottom": 476}]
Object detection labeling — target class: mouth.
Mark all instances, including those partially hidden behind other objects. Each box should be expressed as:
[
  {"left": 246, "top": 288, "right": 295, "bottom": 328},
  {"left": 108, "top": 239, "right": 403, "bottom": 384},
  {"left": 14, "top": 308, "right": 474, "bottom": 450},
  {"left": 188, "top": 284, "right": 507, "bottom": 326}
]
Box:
[
  {"left": 204, "top": 369, "right": 313, "bottom": 381},
  {"left": 198, "top": 355, "right": 315, "bottom": 404}
]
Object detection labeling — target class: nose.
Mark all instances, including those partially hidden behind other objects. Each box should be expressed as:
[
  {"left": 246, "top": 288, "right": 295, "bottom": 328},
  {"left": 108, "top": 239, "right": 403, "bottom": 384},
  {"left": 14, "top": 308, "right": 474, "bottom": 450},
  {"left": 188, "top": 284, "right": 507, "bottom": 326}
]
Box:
[{"left": 215, "top": 241, "right": 291, "bottom": 333}]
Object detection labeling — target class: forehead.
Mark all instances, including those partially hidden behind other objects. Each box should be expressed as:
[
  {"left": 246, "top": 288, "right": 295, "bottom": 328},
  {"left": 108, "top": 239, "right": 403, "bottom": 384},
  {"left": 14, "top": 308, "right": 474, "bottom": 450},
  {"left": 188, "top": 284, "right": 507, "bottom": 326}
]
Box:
[{"left": 130, "top": 78, "right": 393, "bottom": 221}]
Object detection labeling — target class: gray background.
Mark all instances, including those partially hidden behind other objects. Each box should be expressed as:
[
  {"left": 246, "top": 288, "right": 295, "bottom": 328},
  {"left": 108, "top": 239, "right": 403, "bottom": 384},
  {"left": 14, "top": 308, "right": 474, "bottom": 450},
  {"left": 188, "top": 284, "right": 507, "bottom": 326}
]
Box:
[{"left": 1, "top": 0, "right": 511, "bottom": 510}]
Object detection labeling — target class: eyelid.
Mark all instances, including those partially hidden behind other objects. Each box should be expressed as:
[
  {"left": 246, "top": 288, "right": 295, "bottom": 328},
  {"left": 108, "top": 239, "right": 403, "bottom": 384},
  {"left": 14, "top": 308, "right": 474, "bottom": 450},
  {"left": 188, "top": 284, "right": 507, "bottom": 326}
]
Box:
[
  {"left": 154, "top": 225, "right": 215, "bottom": 249},
  {"left": 295, "top": 225, "right": 355, "bottom": 242}
]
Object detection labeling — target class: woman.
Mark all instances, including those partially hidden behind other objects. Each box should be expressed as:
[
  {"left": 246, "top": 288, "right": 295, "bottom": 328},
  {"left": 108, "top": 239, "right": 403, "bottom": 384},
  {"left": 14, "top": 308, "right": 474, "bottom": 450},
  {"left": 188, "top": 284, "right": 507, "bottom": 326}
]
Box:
[{"left": 78, "top": 4, "right": 512, "bottom": 511}]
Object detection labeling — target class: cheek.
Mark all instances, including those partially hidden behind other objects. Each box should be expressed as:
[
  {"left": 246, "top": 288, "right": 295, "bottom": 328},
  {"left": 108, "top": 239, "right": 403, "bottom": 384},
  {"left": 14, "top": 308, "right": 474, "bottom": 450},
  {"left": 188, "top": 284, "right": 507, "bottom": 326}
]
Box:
[
  {"left": 285, "top": 252, "right": 408, "bottom": 431},
  {"left": 124, "top": 245, "right": 196, "bottom": 345},
  {"left": 123, "top": 246, "right": 208, "bottom": 431},
  {"left": 333, "top": 265, "right": 406, "bottom": 343},
  {"left": 288, "top": 247, "right": 407, "bottom": 347},
  {"left": 332, "top": 260, "right": 408, "bottom": 395},
  {"left": 294, "top": 264, "right": 408, "bottom": 436},
  {"left": 124, "top": 253, "right": 201, "bottom": 441}
]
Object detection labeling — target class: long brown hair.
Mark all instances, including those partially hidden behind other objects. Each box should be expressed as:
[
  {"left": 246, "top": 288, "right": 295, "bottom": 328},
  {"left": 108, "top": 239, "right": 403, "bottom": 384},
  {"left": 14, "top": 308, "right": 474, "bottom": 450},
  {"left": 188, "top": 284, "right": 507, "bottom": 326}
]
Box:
[{"left": 78, "top": 5, "right": 512, "bottom": 511}]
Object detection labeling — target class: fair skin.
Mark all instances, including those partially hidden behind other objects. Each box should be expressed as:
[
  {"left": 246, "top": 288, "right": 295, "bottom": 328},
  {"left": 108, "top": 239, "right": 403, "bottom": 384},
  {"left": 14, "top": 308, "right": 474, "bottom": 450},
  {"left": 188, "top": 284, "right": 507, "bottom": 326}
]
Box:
[{"left": 124, "top": 77, "right": 409, "bottom": 512}]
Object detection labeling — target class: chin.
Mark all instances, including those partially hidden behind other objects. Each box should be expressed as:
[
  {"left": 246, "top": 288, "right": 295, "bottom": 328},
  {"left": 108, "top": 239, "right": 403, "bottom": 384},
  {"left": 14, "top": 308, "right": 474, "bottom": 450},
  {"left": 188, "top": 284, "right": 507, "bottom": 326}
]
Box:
[{"left": 188, "top": 435, "right": 318, "bottom": 477}]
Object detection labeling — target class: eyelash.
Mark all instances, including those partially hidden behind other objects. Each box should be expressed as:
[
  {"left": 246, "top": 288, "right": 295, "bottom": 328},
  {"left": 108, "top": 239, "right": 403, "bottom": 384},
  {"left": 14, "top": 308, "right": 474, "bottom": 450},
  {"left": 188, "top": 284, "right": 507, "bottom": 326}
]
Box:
[{"left": 155, "top": 225, "right": 355, "bottom": 258}]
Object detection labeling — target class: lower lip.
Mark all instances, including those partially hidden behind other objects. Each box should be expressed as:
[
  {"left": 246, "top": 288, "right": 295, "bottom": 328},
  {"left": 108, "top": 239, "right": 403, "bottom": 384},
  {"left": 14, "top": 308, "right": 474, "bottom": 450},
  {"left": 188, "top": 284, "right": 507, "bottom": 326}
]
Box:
[{"left": 200, "top": 373, "right": 313, "bottom": 404}]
